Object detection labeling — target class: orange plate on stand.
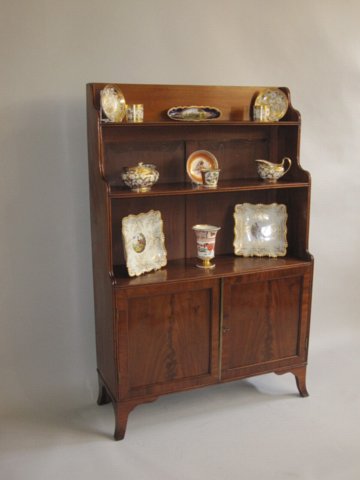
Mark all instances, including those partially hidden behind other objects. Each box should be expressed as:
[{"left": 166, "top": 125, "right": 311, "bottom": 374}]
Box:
[{"left": 186, "top": 150, "right": 219, "bottom": 184}]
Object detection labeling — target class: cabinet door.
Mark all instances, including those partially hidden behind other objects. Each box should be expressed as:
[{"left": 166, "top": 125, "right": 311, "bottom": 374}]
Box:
[
  {"left": 116, "top": 279, "right": 220, "bottom": 399},
  {"left": 221, "top": 266, "right": 312, "bottom": 380}
]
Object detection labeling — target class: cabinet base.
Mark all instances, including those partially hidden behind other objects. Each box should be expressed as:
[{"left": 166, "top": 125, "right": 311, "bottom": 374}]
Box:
[
  {"left": 97, "top": 366, "right": 309, "bottom": 440},
  {"left": 97, "top": 375, "right": 112, "bottom": 405},
  {"left": 275, "top": 365, "right": 309, "bottom": 397},
  {"left": 112, "top": 396, "right": 158, "bottom": 440}
]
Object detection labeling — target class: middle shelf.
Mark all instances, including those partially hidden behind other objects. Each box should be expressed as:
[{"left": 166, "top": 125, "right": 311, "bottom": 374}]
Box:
[
  {"left": 109, "top": 178, "right": 309, "bottom": 198},
  {"left": 110, "top": 184, "right": 310, "bottom": 267},
  {"left": 113, "top": 254, "right": 312, "bottom": 288}
]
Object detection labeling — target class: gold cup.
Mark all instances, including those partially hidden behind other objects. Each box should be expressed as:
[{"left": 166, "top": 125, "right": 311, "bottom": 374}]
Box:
[{"left": 126, "top": 104, "right": 144, "bottom": 123}]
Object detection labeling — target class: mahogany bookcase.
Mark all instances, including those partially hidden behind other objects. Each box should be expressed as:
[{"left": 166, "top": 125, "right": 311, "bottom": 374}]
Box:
[{"left": 86, "top": 83, "right": 313, "bottom": 440}]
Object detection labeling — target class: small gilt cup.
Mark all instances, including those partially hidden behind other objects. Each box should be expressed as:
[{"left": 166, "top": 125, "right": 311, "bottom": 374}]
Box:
[
  {"left": 126, "top": 104, "right": 144, "bottom": 123},
  {"left": 253, "top": 104, "right": 271, "bottom": 122},
  {"left": 201, "top": 168, "right": 221, "bottom": 188}
]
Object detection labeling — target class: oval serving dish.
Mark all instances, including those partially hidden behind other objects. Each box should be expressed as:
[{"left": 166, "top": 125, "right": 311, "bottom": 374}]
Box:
[{"left": 167, "top": 106, "right": 221, "bottom": 121}]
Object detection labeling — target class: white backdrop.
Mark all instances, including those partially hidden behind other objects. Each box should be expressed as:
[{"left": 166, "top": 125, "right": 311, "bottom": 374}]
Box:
[{"left": 1, "top": 0, "right": 359, "bottom": 467}]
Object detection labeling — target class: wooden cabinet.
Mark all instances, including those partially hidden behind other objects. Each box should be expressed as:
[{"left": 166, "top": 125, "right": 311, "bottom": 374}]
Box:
[
  {"left": 221, "top": 267, "right": 312, "bottom": 382},
  {"left": 86, "top": 83, "right": 313, "bottom": 440},
  {"left": 116, "top": 279, "right": 220, "bottom": 400}
]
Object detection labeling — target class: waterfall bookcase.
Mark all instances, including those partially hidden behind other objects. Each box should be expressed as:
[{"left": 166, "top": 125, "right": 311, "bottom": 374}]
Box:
[{"left": 86, "top": 83, "right": 313, "bottom": 440}]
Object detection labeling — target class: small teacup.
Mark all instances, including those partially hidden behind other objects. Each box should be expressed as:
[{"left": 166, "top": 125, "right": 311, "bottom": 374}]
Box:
[
  {"left": 201, "top": 168, "right": 220, "bottom": 188},
  {"left": 126, "top": 104, "right": 144, "bottom": 123}
]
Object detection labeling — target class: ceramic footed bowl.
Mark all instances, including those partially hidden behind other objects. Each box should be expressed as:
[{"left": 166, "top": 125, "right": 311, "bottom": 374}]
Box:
[{"left": 121, "top": 162, "right": 159, "bottom": 192}]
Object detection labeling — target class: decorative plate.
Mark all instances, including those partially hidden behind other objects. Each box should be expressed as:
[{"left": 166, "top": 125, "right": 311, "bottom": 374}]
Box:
[
  {"left": 100, "top": 84, "right": 126, "bottom": 122},
  {"left": 254, "top": 88, "right": 289, "bottom": 121},
  {"left": 122, "top": 210, "right": 167, "bottom": 277},
  {"left": 233, "top": 203, "right": 288, "bottom": 257},
  {"left": 186, "top": 150, "right": 219, "bottom": 184},
  {"left": 167, "top": 106, "right": 221, "bottom": 121}
]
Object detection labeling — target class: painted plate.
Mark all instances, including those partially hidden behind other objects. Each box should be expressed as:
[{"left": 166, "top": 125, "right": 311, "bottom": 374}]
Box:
[
  {"left": 186, "top": 150, "right": 219, "bottom": 184},
  {"left": 122, "top": 210, "right": 167, "bottom": 277},
  {"left": 100, "top": 84, "right": 126, "bottom": 122},
  {"left": 167, "top": 106, "right": 221, "bottom": 121},
  {"left": 254, "top": 88, "right": 289, "bottom": 121},
  {"left": 233, "top": 203, "right": 288, "bottom": 257}
]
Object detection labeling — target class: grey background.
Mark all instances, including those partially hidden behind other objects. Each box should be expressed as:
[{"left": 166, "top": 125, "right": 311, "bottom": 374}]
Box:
[{"left": 1, "top": 1, "right": 359, "bottom": 478}]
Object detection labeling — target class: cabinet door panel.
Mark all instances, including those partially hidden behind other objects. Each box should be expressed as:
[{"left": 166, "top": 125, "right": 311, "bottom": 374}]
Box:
[
  {"left": 222, "top": 268, "right": 312, "bottom": 379},
  {"left": 116, "top": 279, "right": 219, "bottom": 398}
]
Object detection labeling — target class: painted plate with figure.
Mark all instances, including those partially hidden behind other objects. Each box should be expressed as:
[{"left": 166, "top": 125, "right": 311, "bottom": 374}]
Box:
[
  {"left": 186, "top": 150, "right": 219, "bottom": 184},
  {"left": 122, "top": 210, "right": 167, "bottom": 277}
]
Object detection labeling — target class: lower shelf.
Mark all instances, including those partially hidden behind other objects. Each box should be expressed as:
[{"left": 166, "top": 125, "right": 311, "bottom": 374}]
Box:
[{"left": 113, "top": 254, "right": 312, "bottom": 288}]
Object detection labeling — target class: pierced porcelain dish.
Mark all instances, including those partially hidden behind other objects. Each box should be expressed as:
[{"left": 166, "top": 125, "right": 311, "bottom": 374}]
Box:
[
  {"left": 122, "top": 210, "right": 167, "bottom": 277},
  {"left": 233, "top": 203, "right": 288, "bottom": 257},
  {"left": 167, "top": 106, "right": 221, "bottom": 121},
  {"left": 253, "top": 88, "right": 288, "bottom": 122},
  {"left": 186, "top": 150, "right": 219, "bottom": 184},
  {"left": 100, "top": 84, "right": 126, "bottom": 122}
]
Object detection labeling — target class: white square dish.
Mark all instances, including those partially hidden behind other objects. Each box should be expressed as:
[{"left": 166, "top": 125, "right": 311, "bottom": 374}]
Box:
[{"left": 233, "top": 203, "right": 288, "bottom": 257}]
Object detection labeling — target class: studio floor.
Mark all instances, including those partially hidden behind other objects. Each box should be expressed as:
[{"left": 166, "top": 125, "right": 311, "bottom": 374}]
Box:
[{"left": 1, "top": 330, "right": 359, "bottom": 480}]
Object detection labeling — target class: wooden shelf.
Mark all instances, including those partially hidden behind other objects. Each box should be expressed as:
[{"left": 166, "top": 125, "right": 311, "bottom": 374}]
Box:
[
  {"left": 101, "top": 120, "right": 300, "bottom": 128},
  {"left": 112, "top": 255, "right": 311, "bottom": 288},
  {"left": 109, "top": 179, "right": 309, "bottom": 198}
]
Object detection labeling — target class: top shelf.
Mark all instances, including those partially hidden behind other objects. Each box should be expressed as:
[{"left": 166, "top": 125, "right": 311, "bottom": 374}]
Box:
[
  {"left": 88, "top": 83, "right": 300, "bottom": 123},
  {"left": 100, "top": 120, "right": 300, "bottom": 127}
]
